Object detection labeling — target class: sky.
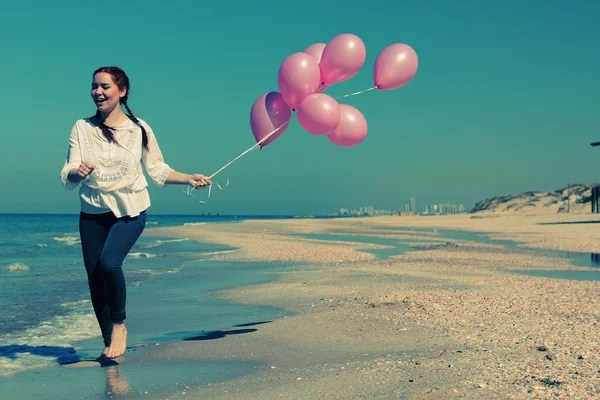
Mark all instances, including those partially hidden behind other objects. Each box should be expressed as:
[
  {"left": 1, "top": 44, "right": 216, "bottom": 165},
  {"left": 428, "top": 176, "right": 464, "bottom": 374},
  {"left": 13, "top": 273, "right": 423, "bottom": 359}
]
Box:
[{"left": 1, "top": 0, "right": 599, "bottom": 216}]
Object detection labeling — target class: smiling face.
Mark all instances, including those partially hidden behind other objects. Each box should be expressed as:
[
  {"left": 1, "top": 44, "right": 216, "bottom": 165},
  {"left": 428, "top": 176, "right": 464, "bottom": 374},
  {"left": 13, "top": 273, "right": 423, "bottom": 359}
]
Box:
[{"left": 91, "top": 72, "right": 127, "bottom": 113}]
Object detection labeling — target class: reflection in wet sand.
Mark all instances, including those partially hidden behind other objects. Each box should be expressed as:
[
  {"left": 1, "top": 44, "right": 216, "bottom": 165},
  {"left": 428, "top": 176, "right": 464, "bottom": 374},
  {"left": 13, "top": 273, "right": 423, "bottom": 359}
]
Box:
[{"left": 104, "top": 364, "right": 130, "bottom": 398}]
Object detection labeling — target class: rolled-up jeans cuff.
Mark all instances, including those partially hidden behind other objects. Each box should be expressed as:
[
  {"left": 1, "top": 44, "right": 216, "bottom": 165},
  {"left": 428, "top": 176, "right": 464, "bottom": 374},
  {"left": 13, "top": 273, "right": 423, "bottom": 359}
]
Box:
[{"left": 110, "top": 311, "right": 126, "bottom": 324}]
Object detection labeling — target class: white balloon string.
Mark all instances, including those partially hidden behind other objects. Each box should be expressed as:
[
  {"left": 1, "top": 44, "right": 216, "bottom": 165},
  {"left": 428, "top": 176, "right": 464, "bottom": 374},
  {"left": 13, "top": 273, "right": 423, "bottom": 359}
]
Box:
[
  {"left": 208, "top": 113, "right": 297, "bottom": 180},
  {"left": 335, "top": 86, "right": 377, "bottom": 100},
  {"left": 185, "top": 178, "right": 230, "bottom": 204},
  {"left": 317, "top": 83, "right": 330, "bottom": 93}
]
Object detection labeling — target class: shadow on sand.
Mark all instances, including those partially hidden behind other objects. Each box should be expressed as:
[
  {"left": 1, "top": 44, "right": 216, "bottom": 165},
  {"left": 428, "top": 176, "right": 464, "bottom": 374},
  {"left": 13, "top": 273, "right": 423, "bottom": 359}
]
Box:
[
  {"left": 2, "top": 320, "right": 273, "bottom": 368},
  {"left": 183, "top": 320, "right": 273, "bottom": 341},
  {"left": 1, "top": 344, "right": 79, "bottom": 363},
  {"left": 0, "top": 343, "right": 121, "bottom": 367}
]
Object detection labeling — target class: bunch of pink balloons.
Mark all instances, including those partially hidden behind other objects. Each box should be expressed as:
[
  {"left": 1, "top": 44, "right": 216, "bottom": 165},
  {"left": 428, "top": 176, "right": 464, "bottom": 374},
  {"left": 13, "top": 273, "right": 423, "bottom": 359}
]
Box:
[{"left": 250, "top": 33, "right": 418, "bottom": 149}]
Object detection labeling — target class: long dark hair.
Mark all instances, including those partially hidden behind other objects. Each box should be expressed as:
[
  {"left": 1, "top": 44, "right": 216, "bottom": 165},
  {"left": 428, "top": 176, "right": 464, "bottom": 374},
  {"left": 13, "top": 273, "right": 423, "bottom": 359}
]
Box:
[{"left": 93, "top": 66, "right": 149, "bottom": 151}]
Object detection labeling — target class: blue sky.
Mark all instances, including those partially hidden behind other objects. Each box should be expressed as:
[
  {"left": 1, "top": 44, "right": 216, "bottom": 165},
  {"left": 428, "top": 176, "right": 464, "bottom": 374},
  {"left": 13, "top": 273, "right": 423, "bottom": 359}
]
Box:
[{"left": 1, "top": 0, "right": 599, "bottom": 215}]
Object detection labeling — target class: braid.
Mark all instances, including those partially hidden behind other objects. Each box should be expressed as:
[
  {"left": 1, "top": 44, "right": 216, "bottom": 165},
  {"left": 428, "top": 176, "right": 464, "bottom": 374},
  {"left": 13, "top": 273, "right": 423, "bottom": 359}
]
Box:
[
  {"left": 123, "top": 101, "right": 149, "bottom": 151},
  {"left": 95, "top": 110, "right": 119, "bottom": 145},
  {"left": 93, "top": 66, "right": 148, "bottom": 151}
]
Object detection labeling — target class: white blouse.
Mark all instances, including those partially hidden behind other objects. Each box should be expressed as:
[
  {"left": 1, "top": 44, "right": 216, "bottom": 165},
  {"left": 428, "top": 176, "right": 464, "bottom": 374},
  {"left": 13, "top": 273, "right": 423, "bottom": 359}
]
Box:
[{"left": 60, "top": 117, "right": 173, "bottom": 218}]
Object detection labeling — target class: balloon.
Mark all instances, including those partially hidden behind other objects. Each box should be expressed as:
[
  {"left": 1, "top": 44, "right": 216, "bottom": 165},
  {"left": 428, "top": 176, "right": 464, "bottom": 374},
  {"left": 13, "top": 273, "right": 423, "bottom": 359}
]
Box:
[
  {"left": 250, "top": 92, "right": 291, "bottom": 148},
  {"left": 374, "top": 43, "right": 418, "bottom": 90},
  {"left": 297, "top": 93, "right": 341, "bottom": 136},
  {"left": 319, "top": 33, "right": 366, "bottom": 84},
  {"left": 327, "top": 104, "right": 367, "bottom": 147},
  {"left": 277, "top": 52, "right": 321, "bottom": 109},
  {"left": 304, "top": 43, "right": 326, "bottom": 64}
]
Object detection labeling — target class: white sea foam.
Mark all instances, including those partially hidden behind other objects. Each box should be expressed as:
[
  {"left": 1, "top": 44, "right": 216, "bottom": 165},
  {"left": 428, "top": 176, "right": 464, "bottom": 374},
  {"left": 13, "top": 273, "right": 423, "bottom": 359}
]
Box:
[
  {"left": 36, "top": 244, "right": 49, "bottom": 248},
  {"left": 128, "top": 268, "right": 163, "bottom": 276},
  {"left": 141, "top": 238, "right": 189, "bottom": 249},
  {"left": 183, "top": 222, "right": 207, "bottom": 226},
  {"left": 161, "top": 238, "right": 189, "bottom": 243},
  {"left": 0, "top": 300, "right": 98, "bottom": 377},
  {"left": 52, "top": 235, "right": 80, "bottom": 246},
  {"left": 5, "top": 263, "right": 30, "bottom": 272},
  {"left": 128, "top": 252, "right": 159, "bottom": 259}
]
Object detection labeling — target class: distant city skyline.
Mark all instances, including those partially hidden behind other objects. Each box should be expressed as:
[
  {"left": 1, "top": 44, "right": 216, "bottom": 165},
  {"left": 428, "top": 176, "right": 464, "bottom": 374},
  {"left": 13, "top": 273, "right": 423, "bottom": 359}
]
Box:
[{"left": 337, "top": 196, "right": 466, "bottom": 217}]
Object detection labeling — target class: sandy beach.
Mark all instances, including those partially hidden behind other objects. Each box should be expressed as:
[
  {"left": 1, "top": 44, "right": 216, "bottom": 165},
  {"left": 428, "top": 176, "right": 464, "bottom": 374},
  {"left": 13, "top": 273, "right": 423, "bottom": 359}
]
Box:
[{"left": 128, "top": 213, "right": 600, "bottom": 399}]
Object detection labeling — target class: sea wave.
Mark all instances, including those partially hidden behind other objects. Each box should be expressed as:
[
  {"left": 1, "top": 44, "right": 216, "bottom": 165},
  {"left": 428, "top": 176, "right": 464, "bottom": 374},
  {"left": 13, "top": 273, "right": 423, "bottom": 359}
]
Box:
[
  {"left": 128, "top": 265, "right": 185, "bottom": 277},
  {"left": 128, "top": 252, "right": 160, "bottom": 259},
  {"left": 0, "top": 300, "right": 98, "bottom": 377},
  {"left": 52, "top": 235, "right": 80, "bottom": 246},
  {"left": 4, "top": 263, "right": 30, "bottom": 272}
]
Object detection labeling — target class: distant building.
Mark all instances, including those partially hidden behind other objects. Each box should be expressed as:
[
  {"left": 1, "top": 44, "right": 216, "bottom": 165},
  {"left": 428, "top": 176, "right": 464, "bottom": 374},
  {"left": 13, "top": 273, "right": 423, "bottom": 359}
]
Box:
[{"left": 336, "top": 199, "right": 465, "bottom": 217}]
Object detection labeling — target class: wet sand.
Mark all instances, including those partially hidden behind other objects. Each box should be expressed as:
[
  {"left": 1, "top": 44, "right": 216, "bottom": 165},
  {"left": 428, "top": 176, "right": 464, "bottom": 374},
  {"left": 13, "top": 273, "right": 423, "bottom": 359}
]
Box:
[{"left": 136, "top": 213, "right": 600, "bottom": 399}]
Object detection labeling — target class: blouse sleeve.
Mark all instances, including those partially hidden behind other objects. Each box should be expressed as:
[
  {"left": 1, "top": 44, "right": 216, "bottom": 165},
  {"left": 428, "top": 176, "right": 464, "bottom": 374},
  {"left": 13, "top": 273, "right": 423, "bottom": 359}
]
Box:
[
  {"left": 141, "top": 121, "right": 173, "bottom": 189},
  {"left": 60, "top": 123, "right": 82, "bottom": 191}
]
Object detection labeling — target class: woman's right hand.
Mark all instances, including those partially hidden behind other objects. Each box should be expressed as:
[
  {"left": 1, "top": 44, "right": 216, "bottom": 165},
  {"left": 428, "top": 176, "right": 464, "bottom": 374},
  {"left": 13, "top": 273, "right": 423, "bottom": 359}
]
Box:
[
  {"left": 75, "top": 162, "right": 96, "bottom": 179},
  {"left": 67, "top": 162, "right": 96, "bottom": 183}
]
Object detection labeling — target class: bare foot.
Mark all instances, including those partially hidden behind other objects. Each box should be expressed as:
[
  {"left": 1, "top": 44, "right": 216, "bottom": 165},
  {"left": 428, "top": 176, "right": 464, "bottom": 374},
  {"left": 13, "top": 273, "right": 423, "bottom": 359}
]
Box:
[{"left": 106, "top": 323, "right": 127, "bottom": 359}]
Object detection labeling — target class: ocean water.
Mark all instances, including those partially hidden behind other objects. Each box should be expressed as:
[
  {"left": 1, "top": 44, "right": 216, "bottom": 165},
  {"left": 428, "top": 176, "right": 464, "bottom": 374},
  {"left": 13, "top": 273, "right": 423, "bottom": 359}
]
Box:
[
  {"left": 291, "top": 233, "right": 433, "bottom": 260},
  {"left": 304, "top": 226, "right": 600, "bottom": 280},
  {"left": 0, "top": 213, "right": 293, "bottom": 380}
]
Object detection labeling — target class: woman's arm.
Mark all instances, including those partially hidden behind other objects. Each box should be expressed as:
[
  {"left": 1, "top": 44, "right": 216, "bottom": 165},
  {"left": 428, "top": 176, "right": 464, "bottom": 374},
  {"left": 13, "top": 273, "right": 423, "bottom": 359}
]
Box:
[
  {"left": 166, "top": 171, "right": 211, "bottom": 187},
  {"left": 60, "top": 123, "right": 91, "bottom": 191},
  {"left": 140, "top": 121, "right": 211, "bottom": 189}
]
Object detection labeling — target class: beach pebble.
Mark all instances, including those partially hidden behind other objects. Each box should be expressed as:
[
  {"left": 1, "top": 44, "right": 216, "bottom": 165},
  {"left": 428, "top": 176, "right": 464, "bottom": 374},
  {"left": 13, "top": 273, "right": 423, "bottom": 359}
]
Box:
[{"left": 296, "top": 377, "right": 303, "bottom": 381}]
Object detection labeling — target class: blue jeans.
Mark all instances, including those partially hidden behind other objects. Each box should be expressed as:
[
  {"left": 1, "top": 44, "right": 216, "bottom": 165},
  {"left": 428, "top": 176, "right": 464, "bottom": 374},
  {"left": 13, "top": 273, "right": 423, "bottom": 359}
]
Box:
[{"left": 79, "top": 210, "right": 146, "bottom": 347}]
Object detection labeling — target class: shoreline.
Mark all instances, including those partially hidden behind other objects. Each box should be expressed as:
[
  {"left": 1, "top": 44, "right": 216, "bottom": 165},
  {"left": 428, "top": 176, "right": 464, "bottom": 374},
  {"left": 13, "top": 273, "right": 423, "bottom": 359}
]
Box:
[
  {"left": 139, "top": 213, "right": 600, "bottom": 399},
  {"left": 0, "top": 226, "right": 292, "bottom": 399},
  {"left": 4, "top": 213, "right": 599, "bottom": 398}
]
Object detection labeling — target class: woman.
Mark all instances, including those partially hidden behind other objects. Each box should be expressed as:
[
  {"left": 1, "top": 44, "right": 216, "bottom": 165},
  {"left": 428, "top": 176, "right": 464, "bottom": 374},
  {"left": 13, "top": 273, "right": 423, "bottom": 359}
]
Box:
[{"left": 60, "top": 66, "right": 211, "bottom": 359}]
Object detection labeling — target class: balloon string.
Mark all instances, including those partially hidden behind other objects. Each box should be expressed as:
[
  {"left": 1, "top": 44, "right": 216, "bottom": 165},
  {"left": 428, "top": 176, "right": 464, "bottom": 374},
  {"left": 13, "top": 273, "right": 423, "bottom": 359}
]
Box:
[
  {"left": 335, "top": 86, "right": 377, "bottom": 100},
  {"left": 186, "top": 178, "right": 229, "bottom": 203},
  {"left": 208, "top": 113, "right": 297, "bottom": 180}
]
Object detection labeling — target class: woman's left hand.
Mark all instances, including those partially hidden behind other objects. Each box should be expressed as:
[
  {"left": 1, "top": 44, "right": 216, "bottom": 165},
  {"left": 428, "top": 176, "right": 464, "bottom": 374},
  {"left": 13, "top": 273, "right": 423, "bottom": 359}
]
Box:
[{"left": 190, "top": 174, "right": 212, "bottom": 188}]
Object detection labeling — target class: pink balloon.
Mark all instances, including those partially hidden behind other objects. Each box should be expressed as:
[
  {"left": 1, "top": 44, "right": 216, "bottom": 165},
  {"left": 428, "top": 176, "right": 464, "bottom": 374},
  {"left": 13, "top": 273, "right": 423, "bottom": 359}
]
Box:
[
  {"left": 327, "top": 104, "right": 367, "bottom": 147},
  {"left": 319, "top": 33, "right": 366, "bottom": 84},
  {"left": 304, "top": 43, "right": 326, "bottom": 64},
  {"left": 250, "top": 92, "right": 291, "bottom": 148},
  {"left": 374, "top": 43, "right": 418, "bottom": 90},
  {"left": 277, "top": 52, "right": 321, "bottom": 109},
  {"left": 297, "top": 93, "right": 341, "bottom": 136}
]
